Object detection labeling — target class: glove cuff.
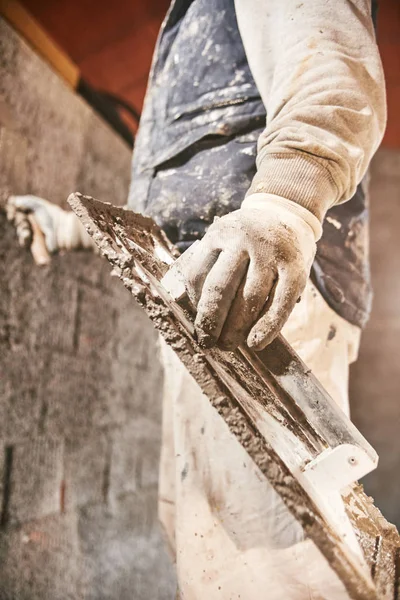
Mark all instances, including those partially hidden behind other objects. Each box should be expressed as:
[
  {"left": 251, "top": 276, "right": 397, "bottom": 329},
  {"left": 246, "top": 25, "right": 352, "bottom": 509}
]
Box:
[
  {"left": 245, "top": 153, "right": 336, "bottom": 220},
  {"left": 241, "top": 193, "right": 323, "bottom": 241},
  {"left": 56, "top": 212, "right": 95, "bottom": 251}
]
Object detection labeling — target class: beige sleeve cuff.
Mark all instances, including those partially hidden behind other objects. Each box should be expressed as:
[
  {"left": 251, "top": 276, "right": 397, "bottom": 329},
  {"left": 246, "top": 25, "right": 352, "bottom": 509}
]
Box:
[
  {"left": 242, "top": 192, "right": 323, "bottom": 241},
  {"left": 246, "top": 152, "right": 339, "bottom": 222}
]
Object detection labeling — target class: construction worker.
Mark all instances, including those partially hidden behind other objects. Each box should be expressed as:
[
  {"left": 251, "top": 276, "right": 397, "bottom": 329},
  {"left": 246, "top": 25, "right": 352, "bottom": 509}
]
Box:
[{"left": 8, "top": 0, "right": 386, "bottom": 597}]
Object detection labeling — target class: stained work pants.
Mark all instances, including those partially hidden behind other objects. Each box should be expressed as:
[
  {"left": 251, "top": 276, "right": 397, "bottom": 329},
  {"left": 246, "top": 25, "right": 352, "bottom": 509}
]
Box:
[{"left": 158, "top": 280, "right": 361, "bottom": 599}]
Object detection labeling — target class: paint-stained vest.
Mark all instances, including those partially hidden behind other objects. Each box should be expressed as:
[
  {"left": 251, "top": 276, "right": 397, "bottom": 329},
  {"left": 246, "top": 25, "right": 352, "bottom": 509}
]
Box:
[{"left": 128, "top": 0, "right": 377, "bottom": 328}]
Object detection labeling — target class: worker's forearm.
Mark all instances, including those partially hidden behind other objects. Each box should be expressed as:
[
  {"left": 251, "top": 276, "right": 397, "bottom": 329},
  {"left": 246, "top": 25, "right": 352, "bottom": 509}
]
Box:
[{"left": 234, "top": 0, "right": 386, "bottom": 220}]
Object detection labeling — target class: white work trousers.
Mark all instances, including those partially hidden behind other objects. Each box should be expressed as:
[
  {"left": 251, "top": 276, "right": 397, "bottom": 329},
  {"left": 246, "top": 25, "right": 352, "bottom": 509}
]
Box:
[{"left": 158, "top": 280, "right": 361, "bottom": 599}]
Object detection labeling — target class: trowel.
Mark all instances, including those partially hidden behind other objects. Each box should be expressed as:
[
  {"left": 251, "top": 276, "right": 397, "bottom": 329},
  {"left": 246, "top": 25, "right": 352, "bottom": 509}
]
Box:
[{"left": 68, "top": 192, "right": 400, "bottom": 600}]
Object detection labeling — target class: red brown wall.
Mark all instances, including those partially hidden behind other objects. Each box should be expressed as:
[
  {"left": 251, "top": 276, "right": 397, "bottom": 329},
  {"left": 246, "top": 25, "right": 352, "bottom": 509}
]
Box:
[
  {"left": 21, "top": 0, "right": 170, "bottom": 114},
  {"left": 22, "top": 0, "right": 400, "bottom": 147},
  {"left": 378, "top": 0, "right": 400, "bottom": 148}
]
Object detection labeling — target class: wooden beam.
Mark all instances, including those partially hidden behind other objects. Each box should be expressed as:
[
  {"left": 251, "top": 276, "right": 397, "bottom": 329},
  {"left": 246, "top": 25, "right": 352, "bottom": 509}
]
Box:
[{"left": 0, "top": 0, "right": 79, "bottom": 88}]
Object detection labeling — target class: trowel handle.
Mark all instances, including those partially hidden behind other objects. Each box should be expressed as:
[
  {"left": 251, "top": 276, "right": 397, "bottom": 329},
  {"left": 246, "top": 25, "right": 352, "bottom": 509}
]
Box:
[{"left": 28, "top": 214, "right": 51, "bottom": 266}]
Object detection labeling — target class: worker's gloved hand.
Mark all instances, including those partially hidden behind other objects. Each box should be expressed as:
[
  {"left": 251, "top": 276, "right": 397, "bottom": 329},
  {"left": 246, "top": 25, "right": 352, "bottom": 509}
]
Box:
[
  {"left": 6, "top": 195, "right": 94, "bottom": 262},
  {"left": 174, "top": 195, "right": 322, "bottom": 351}
]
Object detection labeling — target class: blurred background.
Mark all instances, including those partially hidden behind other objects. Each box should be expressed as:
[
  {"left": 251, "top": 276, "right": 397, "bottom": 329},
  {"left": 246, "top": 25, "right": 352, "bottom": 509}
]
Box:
[{"left": 0, "top": 0, "right": 399, "bottom": 598}]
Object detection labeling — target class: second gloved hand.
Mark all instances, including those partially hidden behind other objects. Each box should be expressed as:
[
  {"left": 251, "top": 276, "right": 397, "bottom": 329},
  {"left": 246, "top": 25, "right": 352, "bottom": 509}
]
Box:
[
  {"left": 173, "top": 196, "right": 321, "bottom": 351},
  {"left": 7, "top": 195, "right": 95, "bottom": 257}
]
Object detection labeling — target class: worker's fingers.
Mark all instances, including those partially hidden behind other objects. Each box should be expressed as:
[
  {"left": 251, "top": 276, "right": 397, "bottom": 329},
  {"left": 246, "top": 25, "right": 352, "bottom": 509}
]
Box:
[
  {"left": 247, "top": 269, "right": 307, "bottom": 351},
  {"left": 174, "top": 241, "right": 220, "bottom": 307},
  {"left": 28, "top": 215, "right": 51, "bottom": 265},
  {"left": 9, "top": 194, "right": 48, "bottom": 211},
  {"left": 218, "top": 263, "right": 276, "bottom": 351},
  {"left": 8, "top": 195, "right": 57, "bottom": 253},
  {"left": 8, "top": 194, "right": 45, "bottom": 215},
  {"left": 14, "top": 212, "right": 33, "bottom": 248},
  {"left": 195, "top": 251, "right": 249, "bottom": 348},
  {"left": 6, "top": 201, "right": 17, "bottom": 222}
]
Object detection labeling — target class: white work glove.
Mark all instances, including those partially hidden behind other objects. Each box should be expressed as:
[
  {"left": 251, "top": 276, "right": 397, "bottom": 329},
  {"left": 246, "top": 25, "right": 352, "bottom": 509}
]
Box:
[
  {"left": 174, "top": 194, "right": 322, "bottom": 351},
  {"left": 6, "top": 195, "right": 95, "bottom": 263}
]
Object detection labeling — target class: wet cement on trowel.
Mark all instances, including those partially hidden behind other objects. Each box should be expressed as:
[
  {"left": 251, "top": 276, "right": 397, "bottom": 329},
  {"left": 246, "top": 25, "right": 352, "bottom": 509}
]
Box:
[{"left": 69, "top": 193, "right": 400, "bottom": 600}]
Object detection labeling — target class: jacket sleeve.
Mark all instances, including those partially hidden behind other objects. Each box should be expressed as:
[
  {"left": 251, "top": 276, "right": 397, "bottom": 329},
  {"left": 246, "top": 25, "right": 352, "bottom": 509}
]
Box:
[{"left": 234, "top": 0, "right": 386, "bottom": 221}]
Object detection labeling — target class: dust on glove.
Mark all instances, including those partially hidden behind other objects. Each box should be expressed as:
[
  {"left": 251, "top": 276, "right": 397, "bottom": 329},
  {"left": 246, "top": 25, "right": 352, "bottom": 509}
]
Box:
[{"left": 173, "top": 194, "right": 321, "bottom": 351}]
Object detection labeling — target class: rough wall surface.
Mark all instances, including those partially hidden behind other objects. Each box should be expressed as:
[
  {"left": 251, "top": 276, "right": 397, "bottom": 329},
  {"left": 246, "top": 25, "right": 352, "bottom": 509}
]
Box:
[
  {"left": 0, "top": 18, "right": 175, "bottom": 599},
  {"left": 350, "top": 148, "right": 400, "bottom": 529}
]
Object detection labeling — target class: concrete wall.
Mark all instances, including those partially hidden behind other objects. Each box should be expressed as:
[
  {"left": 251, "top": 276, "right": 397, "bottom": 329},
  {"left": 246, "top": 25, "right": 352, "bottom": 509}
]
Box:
[
  {"left": 0, "top": 18, "right": 175, "bottom": 599},
  {"left": 350, "top": 149, "right": 400, "bottom": 528}
]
